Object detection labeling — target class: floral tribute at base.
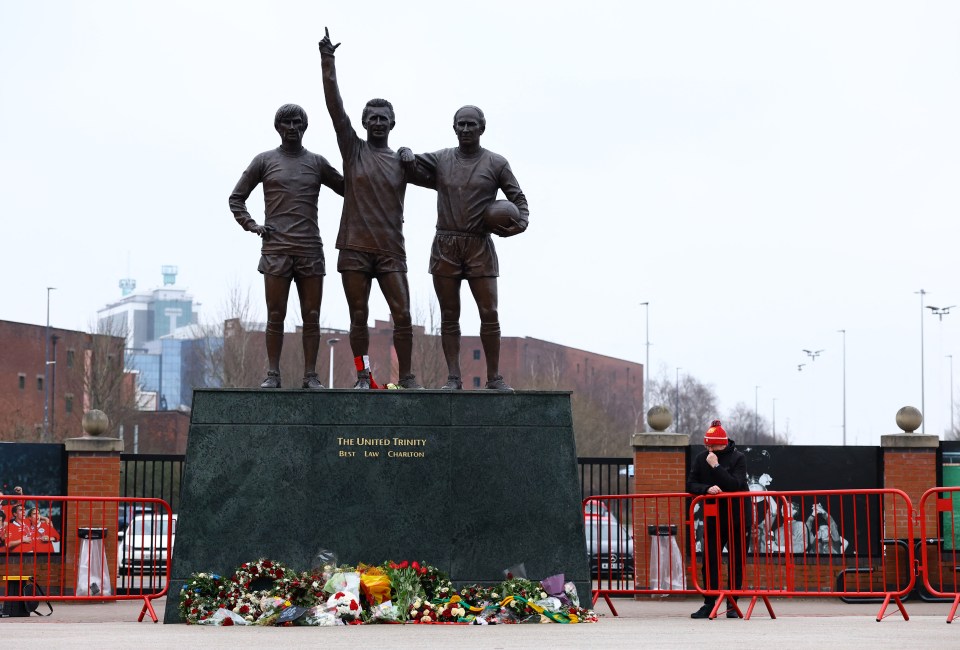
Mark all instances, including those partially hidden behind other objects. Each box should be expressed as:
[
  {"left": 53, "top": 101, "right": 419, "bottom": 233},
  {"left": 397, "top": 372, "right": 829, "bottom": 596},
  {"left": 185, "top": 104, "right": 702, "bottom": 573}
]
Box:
[{"left": 179, "top": 557, "right": 597, "bottom": 626}]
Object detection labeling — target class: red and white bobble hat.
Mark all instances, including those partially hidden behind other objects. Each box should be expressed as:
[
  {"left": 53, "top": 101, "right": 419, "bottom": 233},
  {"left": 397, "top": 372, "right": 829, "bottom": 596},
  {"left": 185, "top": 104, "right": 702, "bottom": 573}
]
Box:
[{"left": 704, "top": 419, "right": 728, "bottom": 445}]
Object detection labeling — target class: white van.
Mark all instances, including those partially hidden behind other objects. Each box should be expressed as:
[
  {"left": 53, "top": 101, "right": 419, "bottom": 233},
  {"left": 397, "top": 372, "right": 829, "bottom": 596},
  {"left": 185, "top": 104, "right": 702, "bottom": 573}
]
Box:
[{"left": 117, "top": 514, "right": 177, "bottom": 575}]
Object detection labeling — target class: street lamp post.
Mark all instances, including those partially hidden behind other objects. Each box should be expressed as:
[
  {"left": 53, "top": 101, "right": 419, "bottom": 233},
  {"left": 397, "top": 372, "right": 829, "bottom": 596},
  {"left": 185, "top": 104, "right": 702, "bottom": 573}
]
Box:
[
  {"left": 754, "top": 385, "right": 760, "bottom": 437},
  {"left": 916, "top": 289, "right": 927, "bottom": 433},
  {"left": 43, "top": 287, "right": 56, "bottom": 442},
  {"left": 772, "top": 397, "right": 777, "bottom": 439},
  {"left": 640, "top": 301, "right": 649, "bottom": 428},
  {"left": 838, "top": 329, "right": 846, "bottom": 446},
  {"left": 675, "top": 367, "right": 681, "bottom": 433},
  {"left": 949, "top": 354, "right": 955, "bottom": 436},
  {"left": 50, "top": 335, "right": 59, "bottom": 432},
  {"left": 327, "top": 338, "right": 340, "bottom": 388}
]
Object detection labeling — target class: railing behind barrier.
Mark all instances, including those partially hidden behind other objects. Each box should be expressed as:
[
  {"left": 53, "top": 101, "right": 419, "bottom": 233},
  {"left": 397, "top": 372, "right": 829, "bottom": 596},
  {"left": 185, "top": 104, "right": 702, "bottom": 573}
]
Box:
[
  {"left": 584, "top": 493, "right": 697, "bottom": 615},
  {"left": 689, "top": 489, "right": 915, "bottom": 621},
  {"left": 0, "top": 495, "right": 173, "bottom": 622},
  {"left": 918, "top": 487, "right": 960, "bottom": 622}
]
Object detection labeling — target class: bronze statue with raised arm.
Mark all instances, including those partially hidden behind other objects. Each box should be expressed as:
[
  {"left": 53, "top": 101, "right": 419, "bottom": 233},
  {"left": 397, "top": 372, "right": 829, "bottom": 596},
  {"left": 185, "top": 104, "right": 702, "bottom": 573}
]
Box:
[
  {"left": 319, "top": 27, "right": 431, "bottom": 390},
  {"left": 410, "top": 106, "right": 529, "bottom": 391},
  {"left": 229, "top": 104, "right": 345, "bottom": 389}
]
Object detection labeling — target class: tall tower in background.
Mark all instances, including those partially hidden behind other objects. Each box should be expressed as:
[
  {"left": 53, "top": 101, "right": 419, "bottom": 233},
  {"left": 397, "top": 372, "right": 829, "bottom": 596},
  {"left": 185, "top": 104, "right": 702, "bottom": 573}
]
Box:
[{"left": 96, "top": 266, "right": 203, "bottom": 411}]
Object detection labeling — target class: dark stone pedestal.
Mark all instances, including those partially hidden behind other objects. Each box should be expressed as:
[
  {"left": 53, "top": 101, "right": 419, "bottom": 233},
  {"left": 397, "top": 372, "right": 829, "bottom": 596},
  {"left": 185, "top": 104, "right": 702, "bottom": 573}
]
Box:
[{"left": 163, "top": 389, "right": 588, "bottom": 623}]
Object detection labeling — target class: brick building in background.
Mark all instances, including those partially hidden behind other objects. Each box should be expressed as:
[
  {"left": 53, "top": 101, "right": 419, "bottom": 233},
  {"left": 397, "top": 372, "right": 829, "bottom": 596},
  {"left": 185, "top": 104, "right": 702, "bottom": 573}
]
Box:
[
  {"left": 0, "top": 320, "right": 111, "bottom": 442},
  {"left": 0, "top": 319, "right": 184, "bottom": 450},
  {"left": 3, "top": 315, "right": 643, "bottom": 456}
]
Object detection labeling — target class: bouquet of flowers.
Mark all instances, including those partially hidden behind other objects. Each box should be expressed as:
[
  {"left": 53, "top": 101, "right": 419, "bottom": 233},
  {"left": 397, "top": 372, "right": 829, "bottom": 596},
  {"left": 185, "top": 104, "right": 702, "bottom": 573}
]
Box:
[
  {"left": 327, "top": 590, "right": 363, "bottom": 623},
  {"left": 435, "top": 600, "right": 468, "bottom": 623},
  {"left": 408, "top": 597, "right": 439, "bottom": 623},
  {"left": 384, "top": 561, "right": 426, "bottom": 620},
  {"left": 497, "top": 577, "right": 549, "bottom": 619},
  {"left": 284, "top": 569, "right": 328, "bottom": 609},
  {"left": 417, "top": 562, "right": 453, "bottom": 600},
  {"left": 357, "top": 564, "right": 392, "bottom": 606}
]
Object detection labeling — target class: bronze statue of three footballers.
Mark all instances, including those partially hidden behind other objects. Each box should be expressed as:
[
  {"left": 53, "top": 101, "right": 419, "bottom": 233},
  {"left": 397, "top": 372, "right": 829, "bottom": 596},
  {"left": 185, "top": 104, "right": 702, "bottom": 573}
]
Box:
[{"left": 229, "top": 28, "right": 528, "bottom": 391}]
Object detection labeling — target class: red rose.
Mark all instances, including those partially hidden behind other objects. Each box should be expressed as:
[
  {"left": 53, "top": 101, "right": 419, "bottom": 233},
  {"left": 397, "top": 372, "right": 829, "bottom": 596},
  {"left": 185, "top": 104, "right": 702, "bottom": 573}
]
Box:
[
  {"left": 400, "top": 561, "right": 409, "bottom": 569},
  {"left": 412, "top": 561, "right": 420, "bottom": 570},
  {"left": 263, "top": 560, "right": 273, "bottom": 568},
  {"left": 239, "top": 605, "right": 250, "bottom": 614},
  {"left": 222, "top": 617, "right": 234, "bottom": 626},
  {"left": 191, "top": 608, "right": 198, "bottom": 614}
]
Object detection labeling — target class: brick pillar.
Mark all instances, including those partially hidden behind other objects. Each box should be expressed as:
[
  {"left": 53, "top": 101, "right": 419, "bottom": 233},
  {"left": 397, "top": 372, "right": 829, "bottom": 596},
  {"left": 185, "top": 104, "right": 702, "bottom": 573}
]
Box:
[
  {"left": 631, "top": 431, "right": 689, "bottom": 597},
  {"left": 64, "top": 429, "right": 124, "bottom": 595},
  {"left": 881, "top": 431, "right": 939, "bottom": 545}
]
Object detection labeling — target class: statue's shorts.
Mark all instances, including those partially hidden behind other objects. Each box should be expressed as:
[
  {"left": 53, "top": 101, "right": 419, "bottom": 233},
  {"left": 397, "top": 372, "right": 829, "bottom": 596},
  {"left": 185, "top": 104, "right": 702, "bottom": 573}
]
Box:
[
  {"left": 428, "top": 231, "right": 499, "bottom": 279},
  {"left": 337, "top": 249, "right": 407, "bottom": 275},
  {"left": 258, "top": 253, "right": 325, "bottom": 280}
]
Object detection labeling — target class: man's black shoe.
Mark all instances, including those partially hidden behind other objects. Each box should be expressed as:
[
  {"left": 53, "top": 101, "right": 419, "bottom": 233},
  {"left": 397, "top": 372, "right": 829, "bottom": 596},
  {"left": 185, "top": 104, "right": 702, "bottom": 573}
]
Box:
[{"left": 690, "top": 605, "right": 712, "bottom": 619}]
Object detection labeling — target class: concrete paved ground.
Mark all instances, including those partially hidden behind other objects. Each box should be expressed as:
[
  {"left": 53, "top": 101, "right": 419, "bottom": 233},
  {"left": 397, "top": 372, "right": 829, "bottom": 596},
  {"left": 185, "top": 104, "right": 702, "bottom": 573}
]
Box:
[{"left": 1, "top": 596, "right": 957, "bottom": 648}]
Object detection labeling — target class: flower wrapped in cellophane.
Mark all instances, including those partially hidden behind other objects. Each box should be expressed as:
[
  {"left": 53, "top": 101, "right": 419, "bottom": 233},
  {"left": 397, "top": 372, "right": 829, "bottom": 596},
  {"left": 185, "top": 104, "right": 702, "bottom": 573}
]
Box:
[
  {"left": 358, "top": 564, "right": 392, "bottom": 606},
  {"left": 327, "top": 590, "right": 363, "bottom": 623}
]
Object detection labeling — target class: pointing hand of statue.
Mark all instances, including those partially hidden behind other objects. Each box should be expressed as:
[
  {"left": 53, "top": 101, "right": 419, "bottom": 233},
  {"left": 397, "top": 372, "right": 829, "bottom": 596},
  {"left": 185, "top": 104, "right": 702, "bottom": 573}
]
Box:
[{"left": 319, "top": 26, "right": 341, "bottom": 55}]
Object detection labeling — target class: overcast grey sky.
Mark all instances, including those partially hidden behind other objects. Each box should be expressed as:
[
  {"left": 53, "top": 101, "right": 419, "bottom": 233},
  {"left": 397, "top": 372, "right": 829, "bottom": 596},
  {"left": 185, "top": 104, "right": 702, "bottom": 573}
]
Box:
[{"left": 3, "top": 1, "right": 959, "bottom": 446}]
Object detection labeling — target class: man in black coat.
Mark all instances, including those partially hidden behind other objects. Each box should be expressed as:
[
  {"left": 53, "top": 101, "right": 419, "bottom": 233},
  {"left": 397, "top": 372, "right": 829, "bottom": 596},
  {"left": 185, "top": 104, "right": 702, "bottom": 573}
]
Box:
[{"left": 687, "top": 419, "right": 750, "bottom": 619}]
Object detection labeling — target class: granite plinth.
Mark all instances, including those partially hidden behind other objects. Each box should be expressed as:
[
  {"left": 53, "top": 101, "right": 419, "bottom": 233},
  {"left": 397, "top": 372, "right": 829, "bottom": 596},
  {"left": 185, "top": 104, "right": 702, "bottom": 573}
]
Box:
[{"left": 163, "top": 389, "right": 588, "bottom": 623}]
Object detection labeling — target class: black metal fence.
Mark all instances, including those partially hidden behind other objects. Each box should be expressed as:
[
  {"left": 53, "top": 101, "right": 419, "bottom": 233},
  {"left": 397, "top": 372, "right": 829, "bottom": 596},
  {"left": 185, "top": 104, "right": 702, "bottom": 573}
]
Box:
[
  {"left": 578, "top": 457, "right": 633, "bottom": 500},
  {"left": 119, "top": 454, "right": 185, "bottom": 514},
  {"left": 117, "top": 454, "right": 184, "bottom": 595}
]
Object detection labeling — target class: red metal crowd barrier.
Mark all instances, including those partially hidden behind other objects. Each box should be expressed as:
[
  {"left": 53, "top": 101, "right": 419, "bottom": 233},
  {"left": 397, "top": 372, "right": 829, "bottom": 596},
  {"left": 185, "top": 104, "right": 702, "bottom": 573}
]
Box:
[
  {"left": 0, "top": 495, "right": 174, "bottom": 622},
  {"left": 584, "top": 493, "right": 697, "bottom": 615},
  {"left": 690, "top": 489, "right": 915, "bottom": 621},
  {"left": 918, "top": 487, "right": 960, "bottom": 623},
  {"left": 585, "top": 488, "right": 920, "bottom": 621}
]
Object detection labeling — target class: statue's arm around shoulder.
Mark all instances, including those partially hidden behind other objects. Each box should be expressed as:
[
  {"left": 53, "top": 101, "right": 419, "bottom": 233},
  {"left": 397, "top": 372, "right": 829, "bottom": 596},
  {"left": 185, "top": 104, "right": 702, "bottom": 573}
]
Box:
[{"left": 398, "top": 148, "right": 436, "bottom": 189}]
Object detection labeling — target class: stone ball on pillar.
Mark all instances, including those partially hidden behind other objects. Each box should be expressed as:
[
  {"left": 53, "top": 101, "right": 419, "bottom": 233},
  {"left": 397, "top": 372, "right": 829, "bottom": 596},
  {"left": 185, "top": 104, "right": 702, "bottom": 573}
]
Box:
[
  {"left": 895, "top": 406, "right": 922, "bottom": 433},
  {"left": 647, "top": 405, "right": 673, "bottom": 432},
  {"left": 81, "top": 409, "right": 110, "bottom": 437}
]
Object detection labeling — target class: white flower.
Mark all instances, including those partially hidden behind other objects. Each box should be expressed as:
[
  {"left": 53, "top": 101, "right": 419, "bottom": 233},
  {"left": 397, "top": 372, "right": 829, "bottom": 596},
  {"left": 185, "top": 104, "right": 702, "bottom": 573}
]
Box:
[{"left": 492, "top": 592, "right": 499, "bottom": 599}]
